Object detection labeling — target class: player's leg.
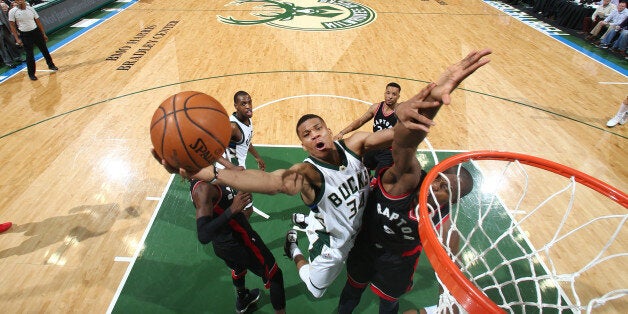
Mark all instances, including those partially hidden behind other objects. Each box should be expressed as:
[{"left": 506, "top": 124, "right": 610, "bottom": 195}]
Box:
[
  {"left": 338, "top": 238, "right": 374, "bottom": 314},
  {"left": 214, "top": 245, "right": 260, "bottom": 313},
  {"left": 370, "top": 251, "right": 420, "bottom": 314},
  {"left": 245, "top": 236, "right": 286, "bottom": 313}
]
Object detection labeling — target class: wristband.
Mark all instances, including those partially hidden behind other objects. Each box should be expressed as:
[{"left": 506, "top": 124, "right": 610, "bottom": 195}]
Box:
[{"left": 209, "top": 163, "right": 219, "bottom": 184}]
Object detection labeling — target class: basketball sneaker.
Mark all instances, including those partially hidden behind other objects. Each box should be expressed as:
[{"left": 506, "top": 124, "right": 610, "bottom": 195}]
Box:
[
  {"left": 606, "top": 112, "right": 626, "bottom": 127},
  {"left": 0, "top": 222, "right": 12, "bottom": 233},
  {"left": 284, "top": 229, "right": 298, "bottom": 260},
  {"left": 235, "top": 288, "right": 260, "bottom": 314},
  {"left": 292, "top": 213, "right": 308, "bottom": 229}
]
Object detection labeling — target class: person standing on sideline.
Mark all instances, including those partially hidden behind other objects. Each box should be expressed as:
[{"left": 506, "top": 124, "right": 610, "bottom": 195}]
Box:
[
  {"left": 337, "top": 50, "right": 487, "bottom": 314},
  {"left": 189, "top": 179, "right": 286, "bottom": 313},
  {"left": 8, "top": 0, "right": 57, "bottom": 80},
  {"left": 334, "top": 82, "right": 401, "bottom": 170},
  {"left": 606, "top": 95, "right": 628, "bottom": 127},
  {"left": 153, "top": 48, "right": 492, "bottom": 300},
  {"left": 216, "top": 90, "right": 266, "bottom": 218}
]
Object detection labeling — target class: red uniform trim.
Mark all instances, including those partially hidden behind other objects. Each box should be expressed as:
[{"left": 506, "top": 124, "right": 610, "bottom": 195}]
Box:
[
  {"left": 347, "top": 274, "right": 367, "bottom": 289},
  {"left": 369, "top": 284, "right": 398, "bottom": 301},
  {"left": 376, "top": 166, "right": 411, "bottom": 200}
]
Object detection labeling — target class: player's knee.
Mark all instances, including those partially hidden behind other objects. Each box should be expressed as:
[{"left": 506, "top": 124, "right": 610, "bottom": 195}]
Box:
[{"left": 379, "top": 298, "right": 399, "bottom": 314}]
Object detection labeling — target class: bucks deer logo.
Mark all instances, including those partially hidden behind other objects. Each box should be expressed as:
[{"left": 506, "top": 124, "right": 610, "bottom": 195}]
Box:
[{"left": 218, "top": 0, "right": 376, "bottom": 31}]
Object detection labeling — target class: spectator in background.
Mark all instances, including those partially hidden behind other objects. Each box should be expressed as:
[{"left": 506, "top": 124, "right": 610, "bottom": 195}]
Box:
[
  {"left": 8, "top": 0, "right": 57, "bottom": 80},
  {"left": 608, "top": 26, "right": 628, "bottom": 57},
  {"left": 581, "top": 0, "right": 616, "bottom": 34},
  {"left": 597, "top": 16, "right": 628, "bottom": 47},
  {"left": 586, "top": 1, "right": 628, "bottom": 42},
  {"left": 0, "top": 1, "right": 22, "bottom": 67}
]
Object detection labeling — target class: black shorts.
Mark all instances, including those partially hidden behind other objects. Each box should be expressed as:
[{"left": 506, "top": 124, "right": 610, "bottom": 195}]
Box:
[
  {"left": 346, "top": 238, "right": 421, "bottom": 300},
  {"left": 212, "top": 237, "right": 278, "bottom": 287}
]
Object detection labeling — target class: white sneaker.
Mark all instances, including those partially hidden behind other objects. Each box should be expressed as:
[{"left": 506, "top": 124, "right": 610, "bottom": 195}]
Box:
[
  {"left": 620, "top": 113, "right": 627, "bottom": 125},
  {"left": 606, "top": 113, "right": 624, "bottom": 127},
  {"left": 292, "top": 213, "right": 308, "bottom": 229},
  {"left": 284, "top": 229, "right": 298, "bottom": 260}
]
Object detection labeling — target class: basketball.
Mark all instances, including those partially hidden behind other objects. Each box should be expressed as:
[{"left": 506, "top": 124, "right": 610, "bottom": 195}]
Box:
[{"left": 150, "top": 91, "right": 231, "bottom": 173}]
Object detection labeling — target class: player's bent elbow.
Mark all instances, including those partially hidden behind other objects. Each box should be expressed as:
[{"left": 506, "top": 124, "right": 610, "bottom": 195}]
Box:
[{"left": 197, "top": 234, "right": 213, "bottom": 244}]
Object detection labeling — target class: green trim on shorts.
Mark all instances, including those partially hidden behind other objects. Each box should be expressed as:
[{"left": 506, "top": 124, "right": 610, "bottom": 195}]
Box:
[{"left": 309, "top": 230, "right": 330, "bottom": 259}]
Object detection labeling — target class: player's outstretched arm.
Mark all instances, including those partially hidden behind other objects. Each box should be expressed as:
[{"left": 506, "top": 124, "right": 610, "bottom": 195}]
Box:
[
  {"left": 152, "top": 148, "right": 308, "bottom": 195},
  {"left": 427, "top": 49, "right": 491, "bottom": 106},
  {"left": 334, "top": 103, "right": 377, "bottom": 140}
]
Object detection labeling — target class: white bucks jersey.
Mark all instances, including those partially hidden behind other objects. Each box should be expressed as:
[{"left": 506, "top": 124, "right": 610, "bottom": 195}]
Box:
[
  {"left": 303, "top": 141, "right": 370, "bottom": 251},
  {"left": 217, "top": 114, "right": 253, "bottom": 169}
]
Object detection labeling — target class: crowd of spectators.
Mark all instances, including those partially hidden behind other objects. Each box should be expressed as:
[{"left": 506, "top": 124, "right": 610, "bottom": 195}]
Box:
[{"left": 501, "top": 0, "right": 628, "bottom": 60}]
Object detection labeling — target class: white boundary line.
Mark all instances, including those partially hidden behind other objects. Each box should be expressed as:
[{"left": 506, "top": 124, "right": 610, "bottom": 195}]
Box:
[
  {"left": 252, "top": 206, "right": 270, "bottom": 219},
  {"left": 483, "top": 0, "right": 628, "bottom": 78},
  {"left": 106, "top": 173, "right": 175, "bottom": 314}
]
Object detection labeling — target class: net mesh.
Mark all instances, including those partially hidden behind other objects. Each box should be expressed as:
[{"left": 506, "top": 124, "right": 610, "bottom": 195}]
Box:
[{"left": 418, "top": 151, "right": 628, "bottom": 314}]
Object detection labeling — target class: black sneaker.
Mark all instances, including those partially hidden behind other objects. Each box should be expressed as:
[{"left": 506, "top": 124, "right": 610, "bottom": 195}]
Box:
[
  {"left": 235, "top": 288, "right": 260, "bottom": 314},
  {"left": 29, "top": 75, "right": 37, "bottom": 81},
  {"left": 292, "top": 213, "right": 308, "bottom": 229},
  {"left": 49, "top": 65, "right": 59, "bottom": 71},
  {"left": 284, "top": 229, "right": 298, "bottom": 260}
]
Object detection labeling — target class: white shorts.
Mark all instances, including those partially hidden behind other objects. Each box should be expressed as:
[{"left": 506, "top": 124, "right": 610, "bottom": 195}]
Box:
[{"left": 301, "top": 213, "right": 354, "bottom": 296}]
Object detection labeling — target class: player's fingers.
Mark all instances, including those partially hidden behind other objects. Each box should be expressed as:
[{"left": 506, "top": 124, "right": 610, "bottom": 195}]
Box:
[
  {"left": 440, "top": 93, "right": 451, "bottom": 106},
  {"left": 150, "top": 148, "right": 160, "bottom": 162}
]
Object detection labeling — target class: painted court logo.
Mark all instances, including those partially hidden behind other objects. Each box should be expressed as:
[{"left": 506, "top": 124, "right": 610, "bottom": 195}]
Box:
[{"left": 218, "top": 0, "right": 376, "bottom": 31}]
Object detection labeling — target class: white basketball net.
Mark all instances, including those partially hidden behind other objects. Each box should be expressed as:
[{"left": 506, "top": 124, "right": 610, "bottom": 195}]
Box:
[{"left": 418, "top": 153, "right": 627, "bottom": 314}]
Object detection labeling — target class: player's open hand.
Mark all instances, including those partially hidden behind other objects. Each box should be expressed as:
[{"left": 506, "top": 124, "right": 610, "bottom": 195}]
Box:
[
  {"left": 151, "top": 149, "right": 179, "bottom": 174},
  {"left": 430, "top": 49, "right": 491, "bottom": 105},
  {"left": 230, "top": 191, "right": 253, "bottom": 214},
  {"left": 280, "top": 170, "right": 305, "bottom": 195},
  {"left": 395, "top": 83, "right": 439, "bottom": 132}
]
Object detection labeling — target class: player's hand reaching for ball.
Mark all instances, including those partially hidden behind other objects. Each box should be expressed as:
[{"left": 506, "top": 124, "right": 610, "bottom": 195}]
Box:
[
  {"left": 151, "top": 149, "right": 179, "bottom": 174},
  {"left": 151, "top": 148, "right": 216, "bottom": 181}
]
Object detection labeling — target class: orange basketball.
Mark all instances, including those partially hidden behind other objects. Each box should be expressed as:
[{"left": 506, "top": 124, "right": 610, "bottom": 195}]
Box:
[{"left": 150, "top": 91, "right": 231, "bottom": 173}]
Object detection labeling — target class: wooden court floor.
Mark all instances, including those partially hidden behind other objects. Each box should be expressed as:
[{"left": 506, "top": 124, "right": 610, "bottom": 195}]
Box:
[{"left": 0, "top": 0, "right": 625, "bottom": 312}]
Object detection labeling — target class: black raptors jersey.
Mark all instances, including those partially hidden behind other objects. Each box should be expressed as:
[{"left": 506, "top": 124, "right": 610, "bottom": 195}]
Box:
[
  {"left": 361, "top": 167, "right": 425, "bottom": 255},
  {"left": 189, "top": 180, "right": 258, "bottom": 248},
  {"left": 372, "top": 101, "right": 397, "bottom": 132}
]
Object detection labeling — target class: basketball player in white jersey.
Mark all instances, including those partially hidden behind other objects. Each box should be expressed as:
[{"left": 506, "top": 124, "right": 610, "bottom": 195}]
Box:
[
  {"left": 216, "top": 91, "right": 265, "bottom": 217},
  {"left": 154, "top": 48, "right": 492, "bottom": 299},
  {"left": 218, "top": 91, "right": 265, "bottom": 171}
]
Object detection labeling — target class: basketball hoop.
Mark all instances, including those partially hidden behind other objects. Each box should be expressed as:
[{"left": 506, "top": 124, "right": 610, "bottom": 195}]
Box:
[{"left": 418, "top": 151, "right": 628, "bottom": 313}]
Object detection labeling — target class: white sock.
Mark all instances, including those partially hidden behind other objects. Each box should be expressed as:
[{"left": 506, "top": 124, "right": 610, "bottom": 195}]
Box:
[
  {"left": 291, "top": 246, "right": 302, "bottom": 257},
  {"left": 423, "top": 305, "right": 437, "bottom": 314},
  {"left": 618, "top": 103, "right": 628, "bottom": 116}
]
